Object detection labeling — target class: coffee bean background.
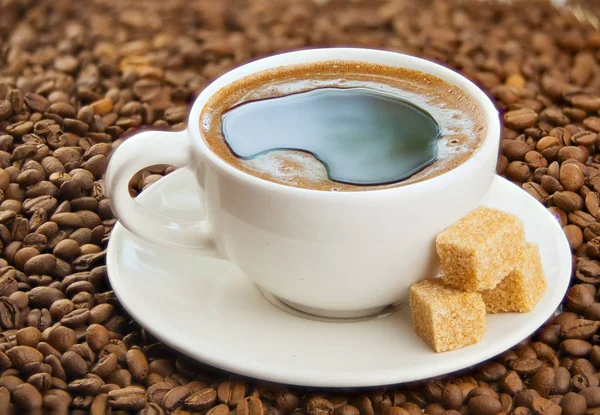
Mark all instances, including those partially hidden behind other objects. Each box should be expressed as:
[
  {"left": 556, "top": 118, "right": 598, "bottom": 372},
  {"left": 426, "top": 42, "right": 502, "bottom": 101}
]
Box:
[{"left": 1, "top": 0, "right": 600, "bottom": 413}]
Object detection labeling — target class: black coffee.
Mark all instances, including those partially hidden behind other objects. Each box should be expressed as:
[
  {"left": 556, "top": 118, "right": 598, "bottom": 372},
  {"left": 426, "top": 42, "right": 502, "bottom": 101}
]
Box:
[
  {"left": 221, "top": 88, "right": 441, "bottom": 186},
  {"left": 200, "top": 61, "right": 486, "bottom": 191}
]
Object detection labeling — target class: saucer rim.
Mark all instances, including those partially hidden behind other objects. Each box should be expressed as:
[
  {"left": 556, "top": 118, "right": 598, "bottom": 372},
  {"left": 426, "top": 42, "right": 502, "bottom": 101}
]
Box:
[{"left": 107, "top": 171, "right": 571, "bottom": 387}]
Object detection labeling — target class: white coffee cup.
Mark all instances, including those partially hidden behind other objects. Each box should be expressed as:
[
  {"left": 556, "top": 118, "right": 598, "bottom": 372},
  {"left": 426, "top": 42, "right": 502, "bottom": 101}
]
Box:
[{"left": 105, "top": 48, "right": 500, "bottom": 319}]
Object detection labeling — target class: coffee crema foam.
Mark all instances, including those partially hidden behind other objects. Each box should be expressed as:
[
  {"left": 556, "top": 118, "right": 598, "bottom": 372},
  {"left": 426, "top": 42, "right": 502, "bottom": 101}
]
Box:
[{"left": 200, "top": 61, "right": 487, "bottom": 191}]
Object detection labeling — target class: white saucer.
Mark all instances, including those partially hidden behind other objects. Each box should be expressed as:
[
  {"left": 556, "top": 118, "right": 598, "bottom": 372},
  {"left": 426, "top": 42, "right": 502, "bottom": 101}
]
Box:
[{"left": 107, "top": 169, "right": 571, "bottom": 387}]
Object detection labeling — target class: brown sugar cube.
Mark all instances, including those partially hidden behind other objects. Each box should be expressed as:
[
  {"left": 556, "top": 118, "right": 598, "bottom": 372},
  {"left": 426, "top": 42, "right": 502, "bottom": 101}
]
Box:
[
  {"left": 410, "top": 278, "right": 486, "bottom": 353},
  {"left": 481, "top": 242, "right": 546, "bottom": 313},
  {"left": 436, "top": 206, "right": 526, "bottom": 292}
]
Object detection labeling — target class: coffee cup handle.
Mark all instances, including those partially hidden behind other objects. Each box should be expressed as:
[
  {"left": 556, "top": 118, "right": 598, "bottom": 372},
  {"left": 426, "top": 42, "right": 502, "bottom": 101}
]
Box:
[{"left": 105, "top": 129, "right": 214, "bottom": 249}]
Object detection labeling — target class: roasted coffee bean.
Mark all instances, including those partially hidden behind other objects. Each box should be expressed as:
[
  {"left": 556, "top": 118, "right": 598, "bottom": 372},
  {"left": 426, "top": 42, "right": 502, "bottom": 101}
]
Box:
[
  {"left": 28, "top": 286, "right": 65, "bottom": 309},
  {"left": 44, "top": 353, "right": 66, "bottom": 380},
  {"left": 60, "top": 350, "right": 88, "bottom": 379},
  {"left": 21, "top": 362, "right": 51, "bottom": 379},
  {"left": 124, "top": 348, "right": 148, "bottom": 381},
  {"left": 52, "top": 211, "right": 101, "bottom": 229},
  {"left": 37, "top": 342, "right": 61, "bottom": 357},
  {"left": 585, "top": 303, "right": 600, "bottom": 321},
  {"left": 0, "top": 374, "right": 24, "bottom": 392},
  {"left": 586, "top": 195, "right": 600, "bottom": 222},
  {"left": 185, "top": 387, "right": 218, "bottom": 411},
  {"left": 219, "top": 380, "right": 247, "bottom": 407},
  {"left": 48, "top": 326, "right": 77, "bottom": 353},
  {"left": 424, "top": 380, "right": 444, "bottom": 402},
  {"left": 27, "top": 372, "right": 51, "bottom": 391},
  {"left": 425, "top": 403, "right": 445, "bottom": 415},
  {"left": 103, "top": 341, "right": 127, "bottom": 366},
  {"left": 502, "top": 140, "right": 531, "bottom": 161},
  {"left": 336, "top": 404, "right": 360, "bottom": 415},
  {"left": 6, "top": 345, "right": 43, "bottom": 370},
  {"left": 572, "top": 131, "right": 598, "bottom": 146},
  {"left": 579, "top": 386, "right": 600, "bottom": 407},
  {"left": 12, "top": 382, "right": 42, "bottom": 411},
  {"left": 0, "top": 274, "right": 17, "bottom": 297},
  {"left": 442, "top": 383, "right": 463, "bottom": 409},
  {"left": 554, "top": 191, "right": 584, "bottom": 212},
  {"left": 61, "top": 308, "right": 89, "bottom": 327},
  {"left": 506, "top": 161, "right": 531, "bottom": 182},
  {"left": 108, "top": 385, "right": 148, "bottom": 411},
  {"left": 277, "top": 392, "right": 300, "bottom": 414},
  {"left": 499, "top": 393, "right": 513, "bottom": 413},
  {"left": 305, "top": 397, "right": 335, "bottom": 415},
  {"left": 515, "top": 390, "right": 541, "bottom": 408},
  {"left": 69, "top": 286, "right": 94, "bottom": 310},
  {"left": 72, "top": 394, "right": 94, "bottom": 409},
  {"left": 570, "top": 210, "right": 595, "bottom": 228},
  {"left": 371, "top": 392, "right": 393, "bottom": 413},
  {"left": 0, "top": 352, "right": 10, "bottom": 372},
  {"left": 531, "top": 397, "right": 561, "bottom": 415},
  {"left": 0, "top": 298, "right": 19, "bottom": 329},
  {"left": 477, "top": 362, "right": 507, "bottom": 382},
  {"left": 53, "top": 239, "right": 80, "bottom": 259},
  {"left": 571, "top": 359, "right": 596, "bottom": 378},
  {"left": 208, "top": 404, "right": 232, "bottom": 415},
  {"left": 68, "top": 376, "right": 103, "bottom": 394},
  {"left": 405, "top": 391, "right": 427, "bottom": 409},
  {"left": 555, "top": 366, "right": 572, "bottom": 395},
  {"left": 561, "top": 319, "right": 600, "bottom": 339},
  {"left": 68, "top": 342, "right": 95, "bottom": 365},
  {"left": 524, "top": 182, "right": 548, "bottom": 202},
  {"left": 467, "top": 395, "right": 502, "bottom": 415},
  {"left": 576, "top": 260, "right": 600, "bottom": 284},
  {"left": 504, "top": 109, "right": 538, "bottom": 130},
  {"left": 511, "top": 358, "right": 543, "bottom": 375},
  {"left": 0, "top": 101, "right": 12, "bottom": 121},
  {"left": 148, "top": 381, "right": 173, "bottom": 405},
  {"left": 90, "top": 393, "right": 109, "bottom": 415},
  {"left": 536, "top": 324, "right": 561, "bottom": 346},
  {"left": 91, "top": 352, "right": 118, "bottom": 378},
  {"left": 185, "top": 381, "right": 209, "bottom": 393},
  {"left": 572, "top": 372, "right": 598, "bottom": 391},
  {"left": 561, "top": 339, "right": 592, "bottom": 356},
  {"left": 560, "top": 392, "right": 586, "bottom": 415},
  {"left": 530, "top": 366, "right": 555, "bottom": 397},
  {"left": 107, "top": 368, "right": 131, "bottom": 388},
  {"left": 561, "top": 164, "right": 586, "bottom": 192},
  {"left": 89, "top": 303, "right": 113, "bottom": 324},
  {"left": 26, "top": 308, "right": 51, "bottom": 331},
  {"left": 500, "top": 370, "right": 523, "bottom": 395},
  {"left": 16, "top": 327, "right": 41, "bottom": 347},
  {"left": 566, "top": 285, "right": 596, "bottom": 312},
  {"left": 49, "top": 298, "right": 75, "bottom": 321},
  {"left": 238, "top": 396, "right": 264, "bottom": 415},
  {"left": 163, "top": 385, "right": 191, "bottom": 411},
  {"left": 66, "top": 280, "right": 94, "bottom": 296}
]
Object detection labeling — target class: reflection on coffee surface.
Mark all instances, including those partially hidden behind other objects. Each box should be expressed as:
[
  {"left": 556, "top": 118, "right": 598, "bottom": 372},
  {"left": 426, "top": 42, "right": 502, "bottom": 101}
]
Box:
[
  {"left": 222, "top": 88, "right": 440, "bottom": 186},
  {"left": 200, "top": 61, "right": 487, "bottom": 191}
]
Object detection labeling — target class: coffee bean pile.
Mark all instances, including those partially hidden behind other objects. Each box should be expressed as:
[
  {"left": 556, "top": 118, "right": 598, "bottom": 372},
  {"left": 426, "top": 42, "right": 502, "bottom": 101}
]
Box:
[{"left": 1, "top": 0, "right": 600, "bottom": 413}]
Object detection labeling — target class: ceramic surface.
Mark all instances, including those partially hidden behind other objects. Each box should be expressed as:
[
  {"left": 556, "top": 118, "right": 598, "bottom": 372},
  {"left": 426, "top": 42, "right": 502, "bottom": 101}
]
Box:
[
  {"left": 105, "top": 48, "right": 502, "bottom": 317},
  {"left": 107, "top": 169, "right": 571, "bottom": 387}
]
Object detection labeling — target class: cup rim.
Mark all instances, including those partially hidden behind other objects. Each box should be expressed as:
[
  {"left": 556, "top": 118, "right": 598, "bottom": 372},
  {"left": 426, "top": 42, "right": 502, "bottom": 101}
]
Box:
[{"left": 188, "top": 47, "right": 500, "bottom": 197}]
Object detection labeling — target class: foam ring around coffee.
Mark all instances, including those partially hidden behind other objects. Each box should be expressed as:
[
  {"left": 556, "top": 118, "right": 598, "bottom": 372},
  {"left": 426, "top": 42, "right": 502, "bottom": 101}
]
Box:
[{"left": 200, "top": 60, "right": 487, "bottom": 191}]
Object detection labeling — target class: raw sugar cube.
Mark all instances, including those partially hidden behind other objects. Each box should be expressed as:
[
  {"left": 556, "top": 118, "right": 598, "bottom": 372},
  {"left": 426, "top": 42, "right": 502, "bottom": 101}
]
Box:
[
  {"left": 436, "top": 206, "right": 526, "bottom": 292},
  {"left": 480, "top": 242, "right": 546, "bottom": 313},
  {"left": 409, "top": 278, "right": 486, "bottom": 352}
]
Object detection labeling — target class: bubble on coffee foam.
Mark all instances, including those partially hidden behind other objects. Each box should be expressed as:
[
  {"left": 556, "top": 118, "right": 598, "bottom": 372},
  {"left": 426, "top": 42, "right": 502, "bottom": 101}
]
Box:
[
  {"left": 201, "top": 112, "right": 212, "bottom": 132},
  {"left": 242, "top": 150, "right": 329, "bottom": 184}
]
